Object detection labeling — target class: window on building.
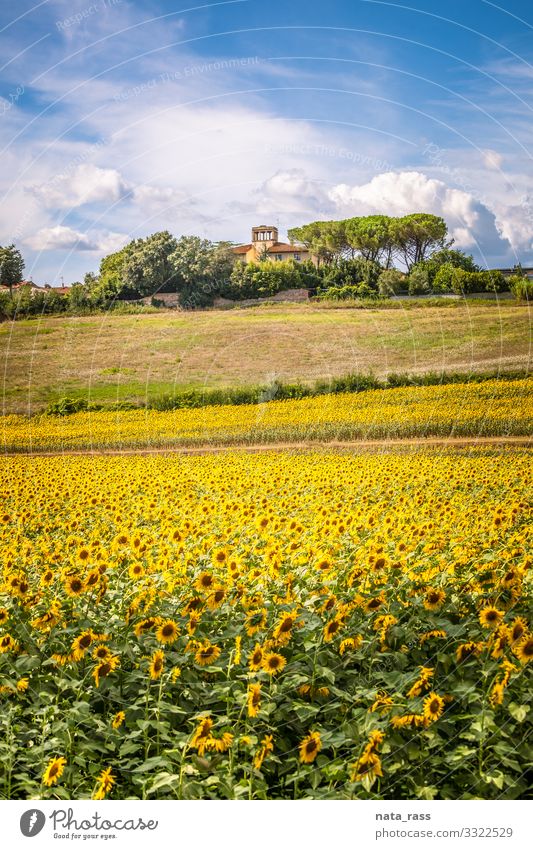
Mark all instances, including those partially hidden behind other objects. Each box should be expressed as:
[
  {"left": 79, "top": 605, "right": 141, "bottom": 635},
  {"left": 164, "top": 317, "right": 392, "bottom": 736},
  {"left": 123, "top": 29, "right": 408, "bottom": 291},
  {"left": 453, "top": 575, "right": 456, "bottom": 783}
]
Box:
[{"left": 293, "top": 253, "right": 301, "bottom": 261}]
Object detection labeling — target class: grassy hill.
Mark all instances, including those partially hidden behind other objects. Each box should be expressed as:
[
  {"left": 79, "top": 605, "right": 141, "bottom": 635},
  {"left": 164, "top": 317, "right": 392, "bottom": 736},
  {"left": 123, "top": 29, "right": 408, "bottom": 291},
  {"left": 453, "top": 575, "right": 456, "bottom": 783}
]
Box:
[{"left": 1, "top": 300, "right": 530, "bottom": 414}]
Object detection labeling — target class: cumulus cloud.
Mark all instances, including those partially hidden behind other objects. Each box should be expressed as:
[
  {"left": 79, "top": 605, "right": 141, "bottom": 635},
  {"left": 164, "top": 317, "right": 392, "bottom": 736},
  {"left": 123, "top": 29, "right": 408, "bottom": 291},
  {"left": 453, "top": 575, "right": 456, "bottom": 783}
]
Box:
[
  {"left": 328, "top": 171, "right": 511, "bottom": 258},
  {"left": 496, "top": 199, "right": 533, "bottom": 253},
  {"left": 258, "top": 169, "right": 329, "bottom": 213},
  {"left": 30, "top": 164, "right": 131, "bottom": 209},
  {"left": 25, "top": 225, "right": 128, "bottom": 252},
  {"left": 131, "top": 184, "right": 192, "bottom": 212}
]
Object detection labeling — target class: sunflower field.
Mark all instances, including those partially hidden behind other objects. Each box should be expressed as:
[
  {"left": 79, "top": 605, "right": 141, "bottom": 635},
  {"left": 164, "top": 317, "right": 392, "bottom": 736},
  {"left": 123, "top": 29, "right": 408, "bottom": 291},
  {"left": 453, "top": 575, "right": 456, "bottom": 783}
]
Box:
[
  {"left": 2, "top": 377, "right": 532, "bottom": 452},
  {"left": 0, "top": 448, "right": 531, "bottom": 800}
]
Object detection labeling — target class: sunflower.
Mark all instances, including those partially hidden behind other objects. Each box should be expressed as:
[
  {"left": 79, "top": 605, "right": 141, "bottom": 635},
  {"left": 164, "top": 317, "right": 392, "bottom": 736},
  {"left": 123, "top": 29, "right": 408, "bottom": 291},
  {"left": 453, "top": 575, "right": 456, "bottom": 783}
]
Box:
[
  {"left": 262, "top": 652, "right": 286, "bottom": 676},
  {"left": 191, "top": 717, "right": 214, "bottom": 756},
  {"left": 370, "top": 692, "right": 394, "bottom": 714},
  {"left": 93, "top": 655, "right": 120, "bottom": 687},
  {"left": 187, "top": 613, "right": 200, "bottom": 635},
  {"left": 423, "top": 588, "right": 445, "bottom": 611},
  {"left": 207, "top": 587, "right": 226, "bottom": 610},
  {"left": 85, "top": 569, "right": 100, "bottom": 588},
  {"left": 422, "top": 692, "right": 445, "bottom": 723},
  {"left": 93, "top": 767, "right": 115, "bottom": 800},
  {"left": 0, "top": 608, "right": 8, "bottom": 624},
  {"left": 248, "top": 644, "right": 264, "bottom": 672},
  {"left": 210, "top": 732, "right": 234, "bottom": 753},
  {"left": 155, "top": 620, "right": 179, "bottom": 645},
  {"left": 92, "top": 644, "right": 112, "bottom": 661},
  {"left": 64, "top": 574, "right": 85, "bottom": 597},
  {"left": 273, "top": 611, "right": 297, "bottom": 643},
  {"left": 212, "top": 548, "right": 228, "bottom": 565},
  {"left": 0, "top": 634, "right": 17, "bottom": 654},
  {"left": 323, "top": 618, "right": 342, "bottom": 642},
  {"left": 299, "top": 731, "right": 321, "bottom": 764},
  {"left": 149, "top": 650, "right": 165, "bottom": 680},
  {"left": 113, "top": 533, "right": 129, "bottom": 547},
  {"left": 111, "top": 711, "right": 125, "bottom": 729},
  {"left": 194, "top": 643, "right": 221, "bottom": 667},
  {"left": 514, "top": 635, "right": 533, "bottom": 664},
  {"left": 350, "top": 752, "right": 383, "bottom": 782},
  {"left": 456, "top": 641, "right": 483, "bottom": 663},
  {"left": 76, "top": 547, "right": 91, "bottom": 564},
  {"left": 479, "top": 606, "right": 504, "bottom": 629},
  {"left": 182, "top": 597, "right": 203, "bottom": 616},
  {"left": 364, "top": 596, "right": 384, "bottom": 613},
  {"left": 17, "top": 677, "right": 29, "bottom": 692},
  {"left": 509, "top": 617, "right": 528, "bottom": 644},
  {"left": 128, "top": 563, "right": 145, "bottom": 580},
  {"left": 246, "top": 609, "right": 267, "bottom": 636},
  {"left": 490, "top": 625, "right": 510, "bottom": 659},
  {"left": 134, "top": 618, "right": 158, "bottom": 637},
  {"left": 247, "top": 683, "right": 262, "bottom": 717},
  {"left": 71, "top": 630, "right": 94, "bottom": 660},
  {"left": 253, "top": 734, "right": 274, "bottom": 770},
  {"left": 195, "top": 571, "right": 215, "bottom": 593},
  {"left": 42, "top": 756, "right": 67, "bottom": 787},
  {"left": 406, "top": 666, "right": 434, "bottom": 698},
  {"left": 339, "top": 636, "right": 363, "bottom": 655}
]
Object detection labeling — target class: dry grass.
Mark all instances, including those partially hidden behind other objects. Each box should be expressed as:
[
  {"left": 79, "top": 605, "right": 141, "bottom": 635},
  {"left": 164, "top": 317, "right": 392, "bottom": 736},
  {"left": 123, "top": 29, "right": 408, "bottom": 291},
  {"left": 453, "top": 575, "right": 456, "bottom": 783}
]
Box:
[{"left": 0, "top": 301, "right": 531, "bottom": 413}]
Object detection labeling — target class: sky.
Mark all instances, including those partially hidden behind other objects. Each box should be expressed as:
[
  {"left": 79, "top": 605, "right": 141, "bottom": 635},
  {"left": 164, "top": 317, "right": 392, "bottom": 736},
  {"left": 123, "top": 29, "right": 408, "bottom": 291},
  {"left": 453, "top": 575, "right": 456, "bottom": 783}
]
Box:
[{"left": 0, "top": 0, "right": 532, "bottom": 284}]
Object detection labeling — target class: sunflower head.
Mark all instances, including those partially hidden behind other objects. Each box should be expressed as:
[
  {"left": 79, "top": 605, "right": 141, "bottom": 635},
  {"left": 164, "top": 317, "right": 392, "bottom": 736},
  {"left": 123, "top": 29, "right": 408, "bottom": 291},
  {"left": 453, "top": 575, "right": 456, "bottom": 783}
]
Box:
[
  {"left": 422, "top": 692, "right": 445, "bottom": 723},
  {"left": 156, "top": 620, "right": 179, "bottom": 645},
  {"left": 42, "top": 756, "right": 67, "bottom": 787},
  {"left": 299, "top": 731, "right": 322, "bottom": 764},
  {"left": 515, "top": 635, "right": 533, "bottom": 664},
  {"left": 479, "top": 606, "right": 504, "bottom": 628},
  {"left": 262, "top": 652, "right": 286, "bottom": 676}
]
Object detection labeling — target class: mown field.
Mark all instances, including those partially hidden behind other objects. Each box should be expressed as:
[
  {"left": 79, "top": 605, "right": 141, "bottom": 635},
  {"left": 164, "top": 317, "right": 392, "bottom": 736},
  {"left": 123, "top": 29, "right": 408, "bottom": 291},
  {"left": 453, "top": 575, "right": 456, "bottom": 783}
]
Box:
[
  {"left": 0, "top": 449, "right": 531, "bottom": 800},
  {"left": 0, "top": 301, "right": 531, "bottom": 414},
  {"left": 3, "top": 376, "right": 531, "bottom": 453}
]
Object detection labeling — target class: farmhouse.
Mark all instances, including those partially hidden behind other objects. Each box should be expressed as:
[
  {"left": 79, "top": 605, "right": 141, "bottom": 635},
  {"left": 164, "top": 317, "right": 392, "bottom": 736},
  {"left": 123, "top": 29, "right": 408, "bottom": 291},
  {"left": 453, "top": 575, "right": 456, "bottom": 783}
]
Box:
[{"left": 231, "top": 225, "right": 311, "bottom": 264}]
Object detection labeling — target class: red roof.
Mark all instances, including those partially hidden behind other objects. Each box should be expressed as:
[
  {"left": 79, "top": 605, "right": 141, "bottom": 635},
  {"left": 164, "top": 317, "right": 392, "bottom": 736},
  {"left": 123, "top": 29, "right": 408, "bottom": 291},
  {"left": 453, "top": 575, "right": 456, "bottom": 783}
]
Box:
[
  {"left": 267, "top": 242, "right": 308, "bottom": 253},
  {"left": 231, "top": 242, "right": 308, "bottom": 255}
]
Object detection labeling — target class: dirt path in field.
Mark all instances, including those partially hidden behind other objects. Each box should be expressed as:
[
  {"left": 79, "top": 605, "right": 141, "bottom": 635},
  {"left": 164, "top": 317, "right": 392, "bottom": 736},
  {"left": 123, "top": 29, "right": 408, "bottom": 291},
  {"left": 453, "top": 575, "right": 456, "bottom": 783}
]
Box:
[{"left": 5, "top": 435, "right": 531, "bottom": 457}]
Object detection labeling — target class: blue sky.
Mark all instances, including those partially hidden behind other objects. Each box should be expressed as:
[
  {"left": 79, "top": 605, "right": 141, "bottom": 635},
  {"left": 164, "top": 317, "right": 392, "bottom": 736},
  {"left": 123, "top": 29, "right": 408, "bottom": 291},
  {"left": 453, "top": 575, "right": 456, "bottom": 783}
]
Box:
[{"left": 1, "top": 0, "right": 532, "bottom": 283}]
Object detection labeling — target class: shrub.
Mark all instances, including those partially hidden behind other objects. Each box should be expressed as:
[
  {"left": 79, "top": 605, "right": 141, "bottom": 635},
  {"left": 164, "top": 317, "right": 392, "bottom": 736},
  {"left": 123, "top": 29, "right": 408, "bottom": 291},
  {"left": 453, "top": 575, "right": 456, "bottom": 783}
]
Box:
[
  {"left": 321, "top": 258, "right": 381, "bottom": 290},
  {"left": 318, "top": 283, "right": 380, "bottom": 301},
  {"left": 432, "top": 262, "right": 454, "bottom": 293},
  {"left": 450, "top": 269, "right": 508, "bottom": 294},
  {"left": 509, "top": 276, "right": 533, "bottom": 300},
  {"left": 377, "top": 268, "right": 404, "bottom": 296},
  {"left": 407, "top": 266, "right": 430, "bottom": 295},
  {"left": 45, "top": 397, "right": 90, "bottom": 416}
]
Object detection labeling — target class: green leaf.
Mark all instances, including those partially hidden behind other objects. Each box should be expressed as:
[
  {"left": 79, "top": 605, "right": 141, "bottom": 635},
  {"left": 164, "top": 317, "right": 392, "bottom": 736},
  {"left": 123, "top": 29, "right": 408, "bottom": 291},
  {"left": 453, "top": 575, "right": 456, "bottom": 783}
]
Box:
[
  {"left": 133, "top": 756, "right": 169, "bottom": 773},
  {"left": 508, "top": 703, "right": 530, "bottom": 723}
]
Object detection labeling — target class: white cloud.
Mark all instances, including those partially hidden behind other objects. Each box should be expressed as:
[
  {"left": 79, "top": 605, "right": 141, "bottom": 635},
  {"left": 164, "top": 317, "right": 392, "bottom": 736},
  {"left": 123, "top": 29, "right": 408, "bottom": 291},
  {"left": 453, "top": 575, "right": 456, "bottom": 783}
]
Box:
[
  {"left": 25, "top": 225, "right": 128, "bottom": 252},
  {"left": 496, "top": 199, "right": 533, "bottom": 253},
  {"left": 31, "top": 164, "right": 130, "bottom": 209},
  {"left": 482, "top": 149, "right": 503, "bottom": 171},
  {"left": 328, "top": 171, "right": 511, "bottom": 259},
  {"left": 257, "top": 169, "right": 329, "bottom": 214}
]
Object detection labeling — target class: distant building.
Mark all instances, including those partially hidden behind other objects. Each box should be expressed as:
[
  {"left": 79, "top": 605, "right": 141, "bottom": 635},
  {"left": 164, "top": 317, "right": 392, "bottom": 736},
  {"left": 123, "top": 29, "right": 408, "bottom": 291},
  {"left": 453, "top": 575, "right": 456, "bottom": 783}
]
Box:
[
  {"left": 231, "top": 225, "right": 311, "bottom": 264},
  {"left": 498, "top": 267, "right": 533, "bottom": 280},
  {"left": 0, "top": 282, "right": 71, "bottom": 296}
]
